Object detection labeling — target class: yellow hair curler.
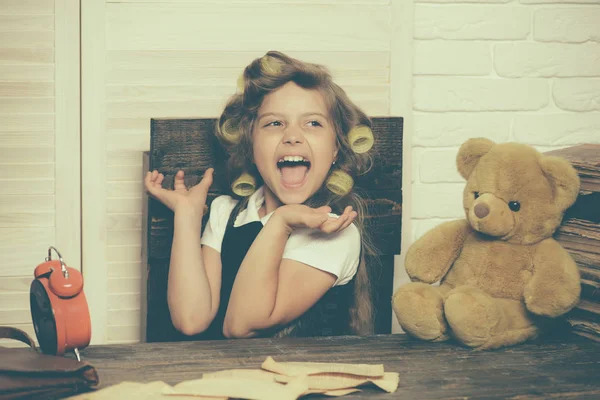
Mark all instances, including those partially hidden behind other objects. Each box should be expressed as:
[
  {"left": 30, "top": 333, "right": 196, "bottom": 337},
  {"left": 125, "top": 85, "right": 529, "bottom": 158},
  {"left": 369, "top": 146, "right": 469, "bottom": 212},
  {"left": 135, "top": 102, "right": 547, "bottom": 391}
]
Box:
[
  {"left": 348, "top": 125, "right": 374, "bottom": 154},
  {"left": 232, "top": 172, "right": 256, "bottom": 197},
  {"left": 260, "top": 55, "right": 283, "bottom": 75},
  {"left": 237, "top": 74, "right": 245, "bottom": 93},
  {"left": 220, "top": 119, "right": 242, "bottom": 145},
  {"left": 326, "top": 169, "right": 354, "bottom": 196}
]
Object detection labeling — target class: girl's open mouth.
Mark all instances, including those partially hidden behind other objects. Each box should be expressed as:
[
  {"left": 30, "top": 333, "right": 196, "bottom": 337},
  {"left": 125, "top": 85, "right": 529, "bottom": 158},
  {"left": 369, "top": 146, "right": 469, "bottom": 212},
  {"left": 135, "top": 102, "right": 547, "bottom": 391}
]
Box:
[{"left": 277, "top": 156, "right": 311, "bottom": 188}]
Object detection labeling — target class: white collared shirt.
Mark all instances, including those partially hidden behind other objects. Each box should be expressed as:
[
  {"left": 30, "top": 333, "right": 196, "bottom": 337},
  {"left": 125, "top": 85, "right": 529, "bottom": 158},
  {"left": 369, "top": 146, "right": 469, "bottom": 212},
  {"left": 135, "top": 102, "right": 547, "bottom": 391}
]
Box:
[{"left": 200, "top": 187, "right": 360, "bottom": 286}]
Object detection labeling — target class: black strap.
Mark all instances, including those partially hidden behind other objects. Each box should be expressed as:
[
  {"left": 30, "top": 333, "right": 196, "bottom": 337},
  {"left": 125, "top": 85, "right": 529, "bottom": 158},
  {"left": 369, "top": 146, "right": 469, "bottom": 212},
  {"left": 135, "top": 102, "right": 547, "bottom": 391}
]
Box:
[{"left": 0, "top": 326, "right": 37, "bottom": 349}]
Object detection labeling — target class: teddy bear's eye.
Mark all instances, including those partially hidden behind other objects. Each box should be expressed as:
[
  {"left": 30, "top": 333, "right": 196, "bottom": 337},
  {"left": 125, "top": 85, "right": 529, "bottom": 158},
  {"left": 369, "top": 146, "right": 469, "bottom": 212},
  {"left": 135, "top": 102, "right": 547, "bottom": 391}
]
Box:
[
  {"left": 508, "top": 201, "right": 521, "bottom": 212},
  {"left": 474, "top": 192, "right": 480, "bottom": 199}
]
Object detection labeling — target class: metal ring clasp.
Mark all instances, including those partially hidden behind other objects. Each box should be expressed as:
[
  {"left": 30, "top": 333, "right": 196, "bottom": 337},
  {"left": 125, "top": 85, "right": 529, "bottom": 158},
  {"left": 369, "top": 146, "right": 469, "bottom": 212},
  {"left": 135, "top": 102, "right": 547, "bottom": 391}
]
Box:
[{"left": 45, "top": 246, "right": 69, "bottom": 279}]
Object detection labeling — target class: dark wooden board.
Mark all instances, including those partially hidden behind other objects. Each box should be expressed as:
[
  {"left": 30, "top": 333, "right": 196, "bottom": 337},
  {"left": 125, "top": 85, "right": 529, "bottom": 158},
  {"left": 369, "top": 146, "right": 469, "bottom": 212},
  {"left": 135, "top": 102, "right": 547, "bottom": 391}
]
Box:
[
  {"left": 70, "top": 333, "right": 600, "bottom": 399},
  {"left": 545, "top": 144, "right": 600, "bottom": 193},
  {"left": 144, "top": 117, "right": 403, "bottom": 341}
]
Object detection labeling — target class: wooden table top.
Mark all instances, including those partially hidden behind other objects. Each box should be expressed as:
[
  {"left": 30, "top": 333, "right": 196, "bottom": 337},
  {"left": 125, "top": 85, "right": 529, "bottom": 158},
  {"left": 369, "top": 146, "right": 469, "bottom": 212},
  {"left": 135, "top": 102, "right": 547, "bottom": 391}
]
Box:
[{"left": 77, "top": 333, "right": 600, "bottom": 399}]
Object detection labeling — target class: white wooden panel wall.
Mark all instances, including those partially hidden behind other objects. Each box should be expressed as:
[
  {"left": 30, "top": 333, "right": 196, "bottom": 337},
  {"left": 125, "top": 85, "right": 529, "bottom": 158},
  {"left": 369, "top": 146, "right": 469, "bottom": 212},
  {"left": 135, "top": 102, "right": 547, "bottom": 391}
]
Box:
[
  {"left": 0, "top": 0, "right": 80, "bottom": 346},
  {"left": 83, "top": 0, "right": 411, "bottom": 344}
]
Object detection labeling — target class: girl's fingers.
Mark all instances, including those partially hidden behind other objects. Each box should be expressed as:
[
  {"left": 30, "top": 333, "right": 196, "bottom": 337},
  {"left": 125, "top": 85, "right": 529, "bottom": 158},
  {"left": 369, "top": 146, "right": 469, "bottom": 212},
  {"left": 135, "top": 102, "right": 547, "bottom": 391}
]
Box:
[
  {"left": 191, "top": 168, "right": 214, "bottom": 195},
  {"left": 200, "top": 168, "right": 214, "bottom": 187},
  {"left": 339, "top": 211, "right": 357, "bottom": 231},
  {"left": 174, "top": 170, "right": 186, "bottom": 191},
  {"left": 320, "top": 214, "right": 347, "bottom": 233}
]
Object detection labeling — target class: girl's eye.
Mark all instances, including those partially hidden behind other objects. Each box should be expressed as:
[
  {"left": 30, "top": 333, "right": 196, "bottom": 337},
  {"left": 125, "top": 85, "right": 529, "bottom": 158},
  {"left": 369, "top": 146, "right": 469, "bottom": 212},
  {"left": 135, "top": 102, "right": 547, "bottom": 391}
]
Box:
[
  {"left": 308, "top": 120, "right": 322, "bottom": 127},
  {"left": 265, "top": 120, "right": 283, "bottom": 127}
]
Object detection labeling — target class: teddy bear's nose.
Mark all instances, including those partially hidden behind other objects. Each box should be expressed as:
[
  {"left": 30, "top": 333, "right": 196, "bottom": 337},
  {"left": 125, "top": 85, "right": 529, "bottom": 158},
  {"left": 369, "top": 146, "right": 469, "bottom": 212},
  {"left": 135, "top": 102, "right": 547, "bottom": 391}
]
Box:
[{"left": 474, "top": 203, "right": 490, "bottom": 219}]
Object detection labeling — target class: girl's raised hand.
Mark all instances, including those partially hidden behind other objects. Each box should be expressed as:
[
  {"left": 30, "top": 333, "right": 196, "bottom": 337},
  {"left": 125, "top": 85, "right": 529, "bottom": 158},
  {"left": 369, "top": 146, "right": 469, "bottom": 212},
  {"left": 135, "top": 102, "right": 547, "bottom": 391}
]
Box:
[
  {"left": 274, "top": 204, "right": 357, "bottom": 234},
  {"left": 144, "top": 168, "right": 214, "bottom": 214}
]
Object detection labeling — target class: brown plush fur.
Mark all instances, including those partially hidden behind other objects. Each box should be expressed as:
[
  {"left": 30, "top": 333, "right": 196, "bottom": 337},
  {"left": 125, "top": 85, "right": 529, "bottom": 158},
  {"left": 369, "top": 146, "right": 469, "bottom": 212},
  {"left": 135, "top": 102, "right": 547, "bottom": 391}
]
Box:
[{"left": 392, "top": 138, "right": 582, "bottom": 350}]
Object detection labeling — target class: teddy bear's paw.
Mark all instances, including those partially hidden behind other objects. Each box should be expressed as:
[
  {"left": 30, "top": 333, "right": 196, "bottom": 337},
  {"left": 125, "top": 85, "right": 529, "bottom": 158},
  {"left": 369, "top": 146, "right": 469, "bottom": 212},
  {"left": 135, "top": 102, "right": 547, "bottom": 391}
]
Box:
[
  {"left": 392, "top": 283, "right": 448, "bottom": 341},
  {"left": 444, "top": 287, "right": 501, "bottom": 349}
]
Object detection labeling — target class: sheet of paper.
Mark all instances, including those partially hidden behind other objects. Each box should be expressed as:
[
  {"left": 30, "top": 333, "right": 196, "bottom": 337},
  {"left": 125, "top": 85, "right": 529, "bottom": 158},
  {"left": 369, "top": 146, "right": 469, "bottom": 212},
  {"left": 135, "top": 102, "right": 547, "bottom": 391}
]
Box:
[
  {"left": 67, "top": 355, "right": 398, "bottom": 399},
  {"left": 261, "top": 356, "right": 385, "bottom": 377}
]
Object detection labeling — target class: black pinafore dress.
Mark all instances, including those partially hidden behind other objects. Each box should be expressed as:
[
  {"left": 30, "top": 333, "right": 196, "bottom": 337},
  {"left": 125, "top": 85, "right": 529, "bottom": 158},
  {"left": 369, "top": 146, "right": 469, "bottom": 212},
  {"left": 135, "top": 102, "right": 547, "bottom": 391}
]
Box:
[{"left": 199, "top": 200, "right": 355, "bottom": 340}]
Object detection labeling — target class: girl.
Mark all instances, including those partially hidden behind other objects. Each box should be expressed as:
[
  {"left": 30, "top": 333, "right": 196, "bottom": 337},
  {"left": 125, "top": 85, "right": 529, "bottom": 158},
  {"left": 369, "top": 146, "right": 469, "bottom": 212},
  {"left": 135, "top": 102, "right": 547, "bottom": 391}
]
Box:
[{"left": 145, "top": 51, "right": 376, "bottom": 339}]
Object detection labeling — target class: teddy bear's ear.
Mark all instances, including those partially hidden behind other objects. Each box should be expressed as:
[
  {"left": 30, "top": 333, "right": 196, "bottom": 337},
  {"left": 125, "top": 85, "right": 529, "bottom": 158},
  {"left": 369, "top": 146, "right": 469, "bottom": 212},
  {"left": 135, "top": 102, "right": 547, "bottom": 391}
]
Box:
[
  {"left": 539, "top": 155, "right": 581, "bottom": 212},
  {"left": 456, "top": 138, "right": 496, "bottom": 180}
]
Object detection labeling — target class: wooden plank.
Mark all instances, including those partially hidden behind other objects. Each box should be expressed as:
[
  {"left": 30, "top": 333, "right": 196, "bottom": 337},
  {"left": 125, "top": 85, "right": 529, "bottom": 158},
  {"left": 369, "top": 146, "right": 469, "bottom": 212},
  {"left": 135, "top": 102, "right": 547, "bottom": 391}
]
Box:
[
  {"left": 107, "top": 197, "right": 143, "bottom": 213},
  {"left": 0, "top": 163, "right": 54, "bottom": 180},
  {"left": 106, "top": 4, "right": 390, "bottom": 51},
  {"left": 107, "top": 277, "right": 142, "bottom": 294},
  {"left": 0, "top": 248, "right": 54, "bottom": 276},
  {"left": 107, "top": 151, "right": 144, "bottom": 167},
  {"left": 0, "top": 0, "right": 54, "bottom": 15},
  {"left": 0, "top": 276, "right": 32, "bottom": 292},
  {"left": 106, "top": 84, "right": 235, "bottom": 101},
  {"left": 107, "top": 50, "right": 389, "bottom": 70},
  {"left": 106, "top": 245, "right": 142, "bottom": 263},
  {"left": 106, "top": 134, "right": 149, "bottom": 151},
  {"left": 0, "top": 15, "right": 53, "bottom": 31},
  {"left": 107, "top": 213, "right": 142, "bottom": 231},
  {"left": 107, "top": 117, "right": 150, "bottom": 134},
  {"left": 0, "top": 292, "right": 29, "bottom": 309},
  {"left": 0, "top": 48, "right": 54, "bottom": 64},
  {"left": 0, "top": 194, "right": 54, "bottom": 212},
  {"left": 82, "top": 0, "right": 108, "bottom": 345},
  {"left": 0, "top": 115, "right": 54, "bottom": 132},
  {"left": 108, "top": 262, "right": 143, "bottom": 279},
  {"left": 0, "top": 32, "right": 54, "bottom": 49},
  {"left": 107, "top": 325, "right": 140, "bottom": 343},
  {"left": 0, "top": 212, "right": 54, "bottom": 228},
  {"left": 108, "top": 293, "right": 140, "bottom": 311},
  {"left": 0, "top": 147, "right": 53, "bottom": 162},
  {"left": 0, "top": 308, "right": 30, "bottom": 325},
  {"left": 107, "top": 181, "right": 143, "bottom": 198},
  {"left": 106, "top": 230, "right": 142, "bottom": 246},
  {"left": 0, "top": 179, "right": 53, "bottom": 195},
  {"left": 106, "top": 99, "right": 229, "bottom": 119},
  {"left": 0, "top": 97, "right": 54, "bottom": 114},
  {"left": 76, "top": 334, "right": 600, "bottom": 399},
  {"left": 54, "top": 0, "right": 82, "bottom": 272},
  {"left": 0, "top": 65, "right": 54, "bottom": 81},
  {"left": 107, "top": 309, "right": 141, "bottom": 327},
  {"left": 0, "top": 227, "right": 54, "bottom": 246},
  {"left": 107, "top": 165, "right": 144, "bottom": 181},
  {"left": 0, "top": 82, "right": 54, "bottom": 97},
  {"left": 0, "top": 133, "right": 54, "bottom": 147}
]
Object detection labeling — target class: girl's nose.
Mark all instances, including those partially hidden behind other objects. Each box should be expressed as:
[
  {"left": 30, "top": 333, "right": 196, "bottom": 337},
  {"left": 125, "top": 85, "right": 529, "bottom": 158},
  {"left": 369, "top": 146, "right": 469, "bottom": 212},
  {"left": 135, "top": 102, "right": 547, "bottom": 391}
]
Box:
[{"left": 282, "top": 127, "right": 304, "bottom": 144}]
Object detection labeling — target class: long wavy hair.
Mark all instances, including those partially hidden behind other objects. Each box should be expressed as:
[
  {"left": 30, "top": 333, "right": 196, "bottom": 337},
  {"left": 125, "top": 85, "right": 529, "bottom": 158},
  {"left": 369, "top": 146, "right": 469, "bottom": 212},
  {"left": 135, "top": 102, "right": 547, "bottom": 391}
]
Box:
[{"left": 215, "top": 51, "right": 376, "bottom": 335}]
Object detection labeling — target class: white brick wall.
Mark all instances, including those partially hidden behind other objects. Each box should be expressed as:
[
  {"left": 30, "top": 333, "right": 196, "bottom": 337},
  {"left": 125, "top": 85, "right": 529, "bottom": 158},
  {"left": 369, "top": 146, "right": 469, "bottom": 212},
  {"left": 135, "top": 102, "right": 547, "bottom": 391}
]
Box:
[{"left": 411, "top": 0, "right": 600, "bottom": 244}]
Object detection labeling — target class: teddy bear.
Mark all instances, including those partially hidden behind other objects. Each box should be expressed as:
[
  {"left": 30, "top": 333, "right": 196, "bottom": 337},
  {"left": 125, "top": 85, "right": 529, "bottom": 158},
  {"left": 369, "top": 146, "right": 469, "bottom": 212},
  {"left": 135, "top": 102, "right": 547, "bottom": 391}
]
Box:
[{"left": 392, "top": 138, "right": 582, "bottom": 350}]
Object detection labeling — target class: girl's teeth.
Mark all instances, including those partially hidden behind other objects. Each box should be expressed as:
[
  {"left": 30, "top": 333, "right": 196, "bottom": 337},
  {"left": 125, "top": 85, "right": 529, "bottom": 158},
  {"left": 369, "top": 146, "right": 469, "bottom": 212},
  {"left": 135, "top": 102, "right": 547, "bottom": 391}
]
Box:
[{"left": 282, "top": 156, "right": 305, "bottom": 162}]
